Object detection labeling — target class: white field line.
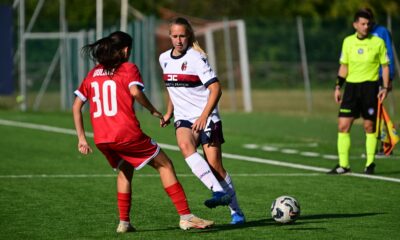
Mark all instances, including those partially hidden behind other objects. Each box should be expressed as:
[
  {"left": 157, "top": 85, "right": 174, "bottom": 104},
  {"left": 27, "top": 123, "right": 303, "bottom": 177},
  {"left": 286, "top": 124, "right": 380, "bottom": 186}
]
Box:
[
  {"left": 1, "top": 118, "right": 400, "bottom": 183},
  {"left": 0, "top": 173, "right": 323, "bottom": 179}
]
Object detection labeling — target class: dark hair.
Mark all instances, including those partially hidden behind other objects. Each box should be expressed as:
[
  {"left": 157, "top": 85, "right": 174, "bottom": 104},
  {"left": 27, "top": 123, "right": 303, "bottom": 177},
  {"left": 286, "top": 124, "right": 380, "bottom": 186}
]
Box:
[
  {"left": 354, "top": 9, "right": 372, "bottom": 22},
  {"left": 82, "top": 31, "right": 132, "bottom": 74},
  {"left": 360, "top": 7, "right": 376, "bottom": 25}
]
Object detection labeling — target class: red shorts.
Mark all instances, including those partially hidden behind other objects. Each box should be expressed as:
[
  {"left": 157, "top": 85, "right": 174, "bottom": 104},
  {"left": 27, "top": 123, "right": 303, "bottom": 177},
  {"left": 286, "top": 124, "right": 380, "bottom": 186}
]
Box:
[{"left": 96, "top": 135, "right": 160, "bottom": 170}]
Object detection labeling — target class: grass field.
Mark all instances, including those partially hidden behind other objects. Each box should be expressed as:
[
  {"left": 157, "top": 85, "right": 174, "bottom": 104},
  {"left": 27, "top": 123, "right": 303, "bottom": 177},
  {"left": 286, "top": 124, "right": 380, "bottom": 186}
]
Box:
[{"left": 0, "top": 109, "right": 400, "bottom": 240}]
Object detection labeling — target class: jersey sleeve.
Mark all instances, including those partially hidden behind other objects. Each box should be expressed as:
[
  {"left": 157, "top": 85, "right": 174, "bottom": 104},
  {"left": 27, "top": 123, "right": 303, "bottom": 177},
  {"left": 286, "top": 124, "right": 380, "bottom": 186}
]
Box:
[
  {"left": 194, "top": 54, "right": 218, "bottom": 87},
  {"left": 126, "top": 63, "right": 145, "bottom": 91},
  {"left": 74, "top": 78, "right": 89, "bottom": 102},
  {"left": 378, "top": 40, "right": 389, "bottom": 65},
  {"left": 339, "top": 38, "right": 349, "bottom": 65}
]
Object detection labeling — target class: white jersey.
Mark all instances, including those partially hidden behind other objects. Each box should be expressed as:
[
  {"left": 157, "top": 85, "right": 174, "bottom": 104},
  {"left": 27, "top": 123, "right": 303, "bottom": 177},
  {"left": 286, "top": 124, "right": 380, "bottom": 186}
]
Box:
[{"left": 159, "top": 47, "right": 221, "bottom": 123}]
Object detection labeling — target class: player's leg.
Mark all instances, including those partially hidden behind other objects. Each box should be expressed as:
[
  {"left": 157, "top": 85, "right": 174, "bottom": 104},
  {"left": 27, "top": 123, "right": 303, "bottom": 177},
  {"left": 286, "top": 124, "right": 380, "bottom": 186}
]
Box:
[
  {"left": 362, "top": 81, "right": 379, "bottom": 174},
  {"left": 176, "top": 125, "right": 226, "bottom": 193},
  {"left": 364, "top": 119, "right": 377, "bottom": 174},
  {"left": 329, "top": 83, "right": 357, "bottom": 174},
  {"left": 148, "top": 149, "right": 214, "bottom": 230},
  {"left": 176, "top": 126, "right": 231, "bottom": 208},
  {"left": 96, "top": 143, "right": 136, "bottom": 233},
  {"left": 337, "top": 117, "right": 353, "bottom": 168},
  {"left": 116, "top": 161, "right": 136, "bottom": 233},
  {"left": 328, "top": 117, "right": 353, "bottom": 174},
  {"left": 203, "top": 143, "right": 245, "bottom": 224}
]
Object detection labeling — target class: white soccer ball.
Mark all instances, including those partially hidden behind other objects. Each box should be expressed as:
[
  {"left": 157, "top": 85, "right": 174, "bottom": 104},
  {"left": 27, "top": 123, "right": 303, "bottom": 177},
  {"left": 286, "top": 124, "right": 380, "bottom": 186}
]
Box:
[{"left": 270, "top": 195, "right": 300, "bottom": 223}]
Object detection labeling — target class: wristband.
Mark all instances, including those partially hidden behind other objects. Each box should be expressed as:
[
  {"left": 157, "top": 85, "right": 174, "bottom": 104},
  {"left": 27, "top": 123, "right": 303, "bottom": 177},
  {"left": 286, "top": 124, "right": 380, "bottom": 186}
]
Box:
[{"left": 335, "top": 76, "right": 346, "bottom": 89}]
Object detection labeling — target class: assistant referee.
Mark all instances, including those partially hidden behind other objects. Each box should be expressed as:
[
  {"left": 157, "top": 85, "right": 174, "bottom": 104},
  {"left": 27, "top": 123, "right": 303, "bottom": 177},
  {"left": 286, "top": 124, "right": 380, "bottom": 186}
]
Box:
[{"left": 328, "top": 9, "right": 389, "bottom": 175}]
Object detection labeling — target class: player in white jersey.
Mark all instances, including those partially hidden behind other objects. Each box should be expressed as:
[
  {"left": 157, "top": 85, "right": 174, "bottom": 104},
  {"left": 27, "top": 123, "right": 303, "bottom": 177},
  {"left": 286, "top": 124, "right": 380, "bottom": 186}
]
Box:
[{"left": 159, "top": 17, "right": 245, "bottom": 225}]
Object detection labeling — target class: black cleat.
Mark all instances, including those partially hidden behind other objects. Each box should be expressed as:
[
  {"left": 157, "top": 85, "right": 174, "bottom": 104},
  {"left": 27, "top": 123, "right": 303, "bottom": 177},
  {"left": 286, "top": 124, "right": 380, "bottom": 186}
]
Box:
[
  {"left": 327, "top": 164, "right": 351, "bottom": 175},
  {"left": 364, "top": 163, "right": 376, "bottom": 175}
]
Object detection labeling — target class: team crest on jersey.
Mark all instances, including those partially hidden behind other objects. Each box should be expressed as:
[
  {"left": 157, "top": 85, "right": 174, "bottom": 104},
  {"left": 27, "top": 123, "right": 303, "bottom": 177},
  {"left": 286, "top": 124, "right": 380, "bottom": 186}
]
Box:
[
  {"left": 357, "top": 48, "right": 364, "bottom": 54},
  {"left": 181, "top": 61, "right": 187, "bottom": 71},
  {"left": 368, "top": 108, "right": 375, "bottom": 115}
]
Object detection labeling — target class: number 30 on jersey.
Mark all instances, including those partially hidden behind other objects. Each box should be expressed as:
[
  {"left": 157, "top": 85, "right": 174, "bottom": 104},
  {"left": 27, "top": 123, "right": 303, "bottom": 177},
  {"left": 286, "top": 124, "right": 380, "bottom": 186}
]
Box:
[{"left": 91, "top": 80, "right": 117, "bottom": 118}]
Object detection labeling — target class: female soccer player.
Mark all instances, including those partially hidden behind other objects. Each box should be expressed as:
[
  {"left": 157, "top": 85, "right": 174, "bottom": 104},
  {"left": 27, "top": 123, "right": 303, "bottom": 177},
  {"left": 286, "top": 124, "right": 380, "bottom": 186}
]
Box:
[
  {"left": 72, "top": 31, "right": 213, "bottom": 233},
  {"left": 159, "top": 17, "right": 245, "bottom": 224}
]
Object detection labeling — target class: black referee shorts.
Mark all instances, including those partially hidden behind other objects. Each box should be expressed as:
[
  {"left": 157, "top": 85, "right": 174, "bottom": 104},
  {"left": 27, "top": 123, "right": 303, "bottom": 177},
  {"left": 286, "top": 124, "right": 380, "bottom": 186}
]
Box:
[{"left": 338, "top": 81, "right": 379, "bottom": 121}]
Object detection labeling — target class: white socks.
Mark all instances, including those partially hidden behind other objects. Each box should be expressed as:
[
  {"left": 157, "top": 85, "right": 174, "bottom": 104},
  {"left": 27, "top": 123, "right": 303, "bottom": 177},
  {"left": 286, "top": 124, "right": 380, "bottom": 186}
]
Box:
[
  {"left": 219, "top": 173, "right": 242, "bottom": 215},
  {"left": 185, "top": 152, "right": 224, "bottom": 192}
]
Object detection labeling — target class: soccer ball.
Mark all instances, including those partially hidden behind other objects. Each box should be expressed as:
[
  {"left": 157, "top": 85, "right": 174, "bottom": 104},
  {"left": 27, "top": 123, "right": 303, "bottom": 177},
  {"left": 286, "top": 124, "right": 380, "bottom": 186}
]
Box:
[{"left": 270, "top": 195, "right": 300, "bottom": 223}]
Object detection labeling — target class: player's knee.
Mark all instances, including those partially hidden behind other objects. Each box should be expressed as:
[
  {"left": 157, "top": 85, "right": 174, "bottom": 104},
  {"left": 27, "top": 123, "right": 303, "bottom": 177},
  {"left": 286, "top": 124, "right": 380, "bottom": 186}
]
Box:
[
  {"left": 338, "top": 125, "right": 351, "bottom": 132},
  {"left": 178, "top": 141, "right": 196, "bottom": 156},
  {"left": 152, "top": 151, "right": 173, "bottom": 168}
]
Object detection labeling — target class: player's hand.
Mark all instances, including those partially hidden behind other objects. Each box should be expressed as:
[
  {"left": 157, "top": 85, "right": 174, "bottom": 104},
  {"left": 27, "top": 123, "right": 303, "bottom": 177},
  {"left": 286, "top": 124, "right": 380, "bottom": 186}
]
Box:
[
  {"left": 151, "top": 110, "right": 163, "bottom": 119},
  {"left": 161, "top": 114, "right": 171, "bottom": 127},
  {"left": 378, "top": 88, "right": 388, "bottom": 102},
  {"left": 78, "top": 141, "right": 93, "bottom": 155},
  {"left": 192, "top": 116, "right": 207, "bottom": 133},
  {"left": 334, "top": 88, "right": 341, "bottom": 104}
]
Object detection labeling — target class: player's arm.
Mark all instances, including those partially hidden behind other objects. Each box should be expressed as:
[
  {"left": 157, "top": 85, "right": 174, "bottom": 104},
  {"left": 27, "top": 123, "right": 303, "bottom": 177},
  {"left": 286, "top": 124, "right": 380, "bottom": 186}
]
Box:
[
  {"left": 72, "top": 97, "right": 93, "bottom": 155},
  {"left": 161, "top": 92, "right": 173, "bottom": 128},
  {"left": 334, "top": 64, "right": 348, "bottom": 104},
  {"left": 192, "top": 80, "right": 222, "bottom": 132},
  {"left": 130, "top": 84, "right": 164, "bottom": 122},
  {"left": 378, "top": 64, "right": 389, "bottom": 102}
]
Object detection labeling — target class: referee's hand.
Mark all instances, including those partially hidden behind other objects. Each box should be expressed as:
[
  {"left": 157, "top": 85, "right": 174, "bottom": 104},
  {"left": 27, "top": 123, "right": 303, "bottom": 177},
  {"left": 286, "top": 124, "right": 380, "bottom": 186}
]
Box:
[
  {"left": 378, "top": 88, "right": 388, "bottom": 102},
  {"left": 334, "top": 87, "right": 341, "bottom": 104}
]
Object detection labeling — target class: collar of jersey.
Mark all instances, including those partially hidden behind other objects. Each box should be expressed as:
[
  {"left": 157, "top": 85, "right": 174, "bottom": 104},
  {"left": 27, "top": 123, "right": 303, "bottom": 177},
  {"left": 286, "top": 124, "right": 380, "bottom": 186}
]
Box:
[
  {"left": 170, "top": 47, "right": 190, "bottom": 59},
  {"left": 354, "top": 32, "right": 371, "bottom": 41}
]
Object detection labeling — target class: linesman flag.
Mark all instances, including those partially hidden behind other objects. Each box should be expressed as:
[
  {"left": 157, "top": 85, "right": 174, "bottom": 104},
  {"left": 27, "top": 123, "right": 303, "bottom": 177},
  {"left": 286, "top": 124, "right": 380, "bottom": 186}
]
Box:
[{"left": 375, "top": 100, "right": 399, "bottom": 155}]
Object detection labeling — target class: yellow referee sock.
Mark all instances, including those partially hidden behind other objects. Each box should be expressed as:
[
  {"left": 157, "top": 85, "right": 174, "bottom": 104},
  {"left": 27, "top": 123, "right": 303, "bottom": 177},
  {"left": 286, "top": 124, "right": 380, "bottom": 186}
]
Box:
[
  {"left": 365, "top": 133, "right": 377, "bottom": 167},
  {"left": 338, "top": 132, "right": 350, "bottom": 168}
]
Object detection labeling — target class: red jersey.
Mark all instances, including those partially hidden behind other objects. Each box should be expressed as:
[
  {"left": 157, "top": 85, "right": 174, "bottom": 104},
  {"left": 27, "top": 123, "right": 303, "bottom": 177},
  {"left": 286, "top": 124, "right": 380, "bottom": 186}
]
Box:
[{"left": 74, "top": 62, "right": 145, "bottom": 144}]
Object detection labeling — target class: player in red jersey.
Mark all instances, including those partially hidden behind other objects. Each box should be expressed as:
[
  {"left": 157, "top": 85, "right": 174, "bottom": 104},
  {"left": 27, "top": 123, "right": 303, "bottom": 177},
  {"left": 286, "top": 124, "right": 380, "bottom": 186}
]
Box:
[
  {"left": 72, "top": 31, "right": 213, "bottom": 233},
  {"left": 159, "top": 17, "right": 245, "bottom": 224}
]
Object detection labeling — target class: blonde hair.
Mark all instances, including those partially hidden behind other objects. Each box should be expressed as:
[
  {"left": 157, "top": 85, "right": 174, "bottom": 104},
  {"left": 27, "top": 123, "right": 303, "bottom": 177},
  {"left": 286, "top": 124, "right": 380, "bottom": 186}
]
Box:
[{"left": 193, "top": 41, "right": 207, "bottom": 56}]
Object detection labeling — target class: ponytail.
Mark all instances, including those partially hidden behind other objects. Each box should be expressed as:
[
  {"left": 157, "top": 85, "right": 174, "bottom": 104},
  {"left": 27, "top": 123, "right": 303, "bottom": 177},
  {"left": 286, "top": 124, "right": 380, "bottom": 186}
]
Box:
[
  {"left": 81, "top": 31, "right": 132, "bottom": 74},
  {"left": 192, "top": 41, "right": 207, "bottom": 56}
]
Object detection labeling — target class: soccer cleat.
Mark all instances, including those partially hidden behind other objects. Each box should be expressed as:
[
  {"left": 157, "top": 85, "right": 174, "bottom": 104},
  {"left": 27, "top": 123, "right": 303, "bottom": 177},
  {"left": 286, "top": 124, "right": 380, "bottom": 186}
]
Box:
[
  {"left": 179, "top": 216, "right": 214, "bottom": 230},
  {"left": 230, "top": 212, "right": 246, "bottom": 225},
  {"left": 364, "top": 163, "right": 376, "bottom": 175},
  {"left": 327, "top": 164, "right": 351, "bottom": 174},
  {"left": 116, "top": 222, "right": 136, "bottom": 233},
  {"left": 204, "top": 191, "right": 232, "bottom": 208}
]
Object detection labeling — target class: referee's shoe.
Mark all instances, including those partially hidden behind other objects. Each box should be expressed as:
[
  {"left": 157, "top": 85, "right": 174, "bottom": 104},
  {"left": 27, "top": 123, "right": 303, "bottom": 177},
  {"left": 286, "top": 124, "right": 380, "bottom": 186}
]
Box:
[
  {"left": 364, "top": 163, "right": 376, "bottom": 175},
  {"left": 327, "top": 164, "right": 351, "bottom": 174}
]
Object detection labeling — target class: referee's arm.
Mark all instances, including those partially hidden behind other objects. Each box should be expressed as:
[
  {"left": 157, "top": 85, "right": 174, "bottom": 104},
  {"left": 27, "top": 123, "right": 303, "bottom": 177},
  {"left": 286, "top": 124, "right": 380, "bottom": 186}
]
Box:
[
  {"left": 334, "top": 64, "right": 348, "bottom": 103},
  {"left": 379, "top": 64, "right": 389, "bottom": 102},
  {"left": 338, "top": 64, "right": 348, "bottom": 80}
]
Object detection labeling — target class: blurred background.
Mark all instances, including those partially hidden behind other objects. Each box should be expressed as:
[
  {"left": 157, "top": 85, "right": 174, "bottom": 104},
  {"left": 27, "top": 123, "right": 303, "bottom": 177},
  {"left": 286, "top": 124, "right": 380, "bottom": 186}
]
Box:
[{"left": 0, "top": 0, "right": 399, "bottom": 116}]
